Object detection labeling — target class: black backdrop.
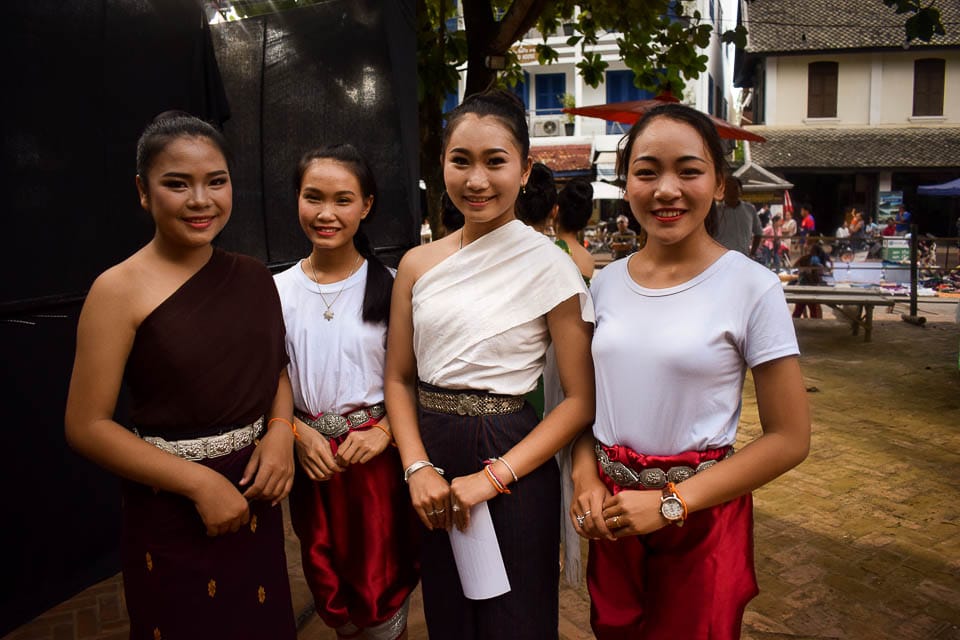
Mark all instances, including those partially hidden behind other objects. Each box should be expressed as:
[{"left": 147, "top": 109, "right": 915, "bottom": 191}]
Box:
[{"left": 0, "top": 0, "right": 416, "bottom": 633}]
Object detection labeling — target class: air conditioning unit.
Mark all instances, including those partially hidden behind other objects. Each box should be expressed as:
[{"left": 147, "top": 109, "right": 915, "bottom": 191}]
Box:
[{"left": 532, "top": 117, "right": 563, "bottom": 137}]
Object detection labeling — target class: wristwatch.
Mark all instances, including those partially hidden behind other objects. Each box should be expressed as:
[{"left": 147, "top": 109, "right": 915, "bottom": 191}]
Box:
[{"left": 659, "top": 481, "right": 688, "bottom": 527}]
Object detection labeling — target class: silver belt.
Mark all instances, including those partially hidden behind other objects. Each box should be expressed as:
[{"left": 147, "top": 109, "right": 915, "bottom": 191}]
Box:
[
  {"left": 295, "top": 403, "right": 385, "bottom": 438},
  {"left": 596, "top": 441, "right": 733, "bottom": 489},
  {"left": 417, "top": 386, "right": 524, "bottom": 416},
  {"left": 139, "top": 417, "right": 264, "bottom": 461}
]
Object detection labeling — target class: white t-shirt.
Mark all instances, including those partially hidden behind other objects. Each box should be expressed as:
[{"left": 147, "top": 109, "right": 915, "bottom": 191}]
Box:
[
  {"left": 590, "top": 251, "right": 799, "bottom": 455},
  {"left": 274, "top": 260, "right": 391, "bottom": 416}
]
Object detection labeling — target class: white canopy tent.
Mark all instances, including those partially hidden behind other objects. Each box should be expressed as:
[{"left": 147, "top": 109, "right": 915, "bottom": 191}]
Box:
[{"left": 591, "top": 181, "right": 624, "bottom": 200}]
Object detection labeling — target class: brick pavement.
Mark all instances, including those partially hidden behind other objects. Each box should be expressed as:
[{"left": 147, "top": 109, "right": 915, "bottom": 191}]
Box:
[{"left": 7, "top": 302, "right": 958, "bottom": 640}]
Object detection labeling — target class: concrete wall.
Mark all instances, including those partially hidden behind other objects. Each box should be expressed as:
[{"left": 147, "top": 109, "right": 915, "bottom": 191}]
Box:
[{"left": 767, "top": 49, "right": 960, "bottom": 126}]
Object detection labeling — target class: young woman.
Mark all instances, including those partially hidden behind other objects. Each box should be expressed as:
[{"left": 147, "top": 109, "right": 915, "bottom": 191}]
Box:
[
  {"left": 384, "top": 90, "right": 595, "bottom": 639},
  {"left": 570, "top": 103, "right": 810, "bottom": 639},
  {"left": 554, "top": 178, "right": 596, "bottom": 283},
  {"left": 274, "top": 144, "right": 419, "bottom": 640},
  {"left": 64, "top": 112, "right": 297, "bottom": 638}
]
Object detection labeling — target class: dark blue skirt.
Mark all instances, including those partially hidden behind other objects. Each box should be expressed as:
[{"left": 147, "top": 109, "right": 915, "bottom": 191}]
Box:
[{"left": 417, "top": 385, "right": 560, "bottom": 640}]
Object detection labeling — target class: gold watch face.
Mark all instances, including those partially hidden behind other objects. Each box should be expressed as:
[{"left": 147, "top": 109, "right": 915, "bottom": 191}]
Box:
[{"left": 661, "top": 496, "right": 684, "bottom": 520}]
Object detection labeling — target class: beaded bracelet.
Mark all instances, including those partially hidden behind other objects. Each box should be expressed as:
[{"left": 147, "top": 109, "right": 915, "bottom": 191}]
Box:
[
  {"left": 268, "top": 417, "right": 300, "bottom": 441},
  {"left": 483, "top": 464, "right": 511, "bottom": 494}
]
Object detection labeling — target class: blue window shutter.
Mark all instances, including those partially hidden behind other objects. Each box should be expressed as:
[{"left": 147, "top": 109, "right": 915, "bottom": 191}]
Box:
[
  {"left": 605, "top": 70, "right": 653, "bottom": 134},
  {"left": 535, "top": 73, "right": 566, "bottom": 115}
]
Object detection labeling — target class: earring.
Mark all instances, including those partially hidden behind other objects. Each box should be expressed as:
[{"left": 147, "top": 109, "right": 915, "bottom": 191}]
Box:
[{"left": 521, "top": 183, "right": 526, "bottom": 195}]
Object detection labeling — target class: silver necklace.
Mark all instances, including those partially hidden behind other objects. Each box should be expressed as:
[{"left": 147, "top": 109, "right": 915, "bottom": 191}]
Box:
[{"left": 308, "top": 253, "right": 362, "bottom": 321}]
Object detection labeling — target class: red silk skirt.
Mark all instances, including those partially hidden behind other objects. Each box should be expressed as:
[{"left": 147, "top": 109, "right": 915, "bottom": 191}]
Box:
[
  {"left": 288, "top": 431, "right": 420, "bottom": 634},
  {"left": 588, "top": 442, "right": 758, "bottom": 640}
]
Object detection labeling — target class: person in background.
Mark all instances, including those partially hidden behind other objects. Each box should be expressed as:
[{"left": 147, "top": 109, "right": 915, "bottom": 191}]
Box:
[
  {"left": 882, "top": 217, "right": 897, "bottom": 237},
  {"left": 792, "top": 235, "right": 833, "bottom": 319},
  {"left": 715, "top": 175, "right": 762, "bottom": 258},
  {"left": 798, "top": 204, "right": 816, "bottom": 241},
  {"left": 384, "top": 89, "right": 595, "bottom": 640},
  {"left": 571, "top": 102, "right": 810, "bottom": 639},
  {"left": 516, "top": 161, "right": 558, "bottom": 235},
  {"left": 610, "top": 214, "right": 638, "bottom": 260},
  {"left": 761, "top": 214, "right": 783, "bottom": 271},
  {"left": 275, "top": 144, "right": 419, "bottom": 640},
  {"left": 780, "top": 208, "right": 798, "bottom": 266},
  {"left": 553, "top": 178, "right": 596, "bottom": 283},
  {"left": 895, "top": 203, "right": 912, "bottom": 234},
  {"left": 421, "top": 214, "right": 433, "bottom": 244},
  {"left": 64, "top": 111, "right": 297, "bottom": 639}
]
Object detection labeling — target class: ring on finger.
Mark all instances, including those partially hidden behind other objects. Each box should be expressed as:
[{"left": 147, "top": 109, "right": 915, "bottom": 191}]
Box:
[
  {"left": 426, "top": 510, "right": 437, "bottom": 516},
  {"left": 435, "top": 508, "right": 446, "bottom": 514},
  {"left": 575, "top": 513, "right": 586, "bottom": 527},
  {"left": 612, "top": 515, "right": 621, "bottom": 528},
  {"left": 452, "top": 504, "right": 461, "bottom": 512}
]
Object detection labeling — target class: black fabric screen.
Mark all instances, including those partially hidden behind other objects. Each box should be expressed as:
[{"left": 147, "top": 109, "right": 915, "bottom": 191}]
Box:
[{"left": 1, "top": 0, "right": 415, "bottom": 633}]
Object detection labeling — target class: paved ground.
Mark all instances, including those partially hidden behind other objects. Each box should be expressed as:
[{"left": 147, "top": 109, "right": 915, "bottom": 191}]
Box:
[{"left": 7, "top": 300, "right": 958, "bottom": 640}]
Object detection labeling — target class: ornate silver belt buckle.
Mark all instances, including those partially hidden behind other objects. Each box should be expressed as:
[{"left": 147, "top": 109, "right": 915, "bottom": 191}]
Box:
[
  {"left": 177, "top": 438, "right": 206, "bottom": 461},
  {"left": 318, "top": 414, "right": 349, "bottom": 438},
  {"left": 206, "top": 434, "right": 233, "bottom": 458},
  {"left": 667, "top": 465, "right": 695, "bottom": 484},
  {"left": 345, "top": 409, "right": 369, "bottom": 427},
  {"left": 639, "top": 467, "right": 667, "bottom": 488},
  {"left": 456, "top": 394, "right": 482, "bottom": 416},
  {"left": 368, "top": 404, "right": 385, "bottom": 419}
]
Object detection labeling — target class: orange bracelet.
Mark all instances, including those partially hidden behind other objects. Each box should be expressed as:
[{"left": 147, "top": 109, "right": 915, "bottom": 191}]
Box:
[
  {"left": 483, "top": 464, "right": 511, "bottom": 494},
  {"left": 268, "top": 417, "right": 299, "bottom": 441},
  {"left": 372, "top": 422, "right": 392, "bottom": 441}
]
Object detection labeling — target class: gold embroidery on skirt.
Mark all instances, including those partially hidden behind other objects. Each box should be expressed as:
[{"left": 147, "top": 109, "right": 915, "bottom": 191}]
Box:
[
  {"left": 208, "top": 579, "right": 217, "bottom": 597},
  {"left": 250, "top": 515, "right": 258, "bottom": 533},
  {"left": 257, "top": 585, "right": 266, "bottom": 604},
  {"left": 145, "top": 552, "right": 153, "bottom": 571}
]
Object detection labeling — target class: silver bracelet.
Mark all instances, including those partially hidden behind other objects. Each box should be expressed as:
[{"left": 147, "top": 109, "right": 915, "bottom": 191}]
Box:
[
  {"left": 495, "top": 456, "right": 519, "bottom": 483},
  {"left": 403, "top": 460, "right": 445, "bottom": 483}
]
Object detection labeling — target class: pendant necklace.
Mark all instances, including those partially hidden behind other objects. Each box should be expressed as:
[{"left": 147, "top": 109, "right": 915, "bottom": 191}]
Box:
[{"left": 308, "top": 253, "right": 362, "bottom": 321}]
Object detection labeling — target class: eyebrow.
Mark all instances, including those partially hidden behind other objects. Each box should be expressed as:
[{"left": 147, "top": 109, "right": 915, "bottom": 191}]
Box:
[
  {"left": 449, "top": 146, "right": 510, "bottom": 156},
  {"left": 632, "top": 154, "right": 708, "bottom": 165},
  {"left": 160, "top": 170, "right": 229, "bottom": 178},
  {"left": 301, "top": 187, "right": 357, "bottom": 196}
]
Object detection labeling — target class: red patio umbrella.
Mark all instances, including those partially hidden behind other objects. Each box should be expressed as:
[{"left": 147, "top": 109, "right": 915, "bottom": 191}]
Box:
[{"left": 563, "top": 93, "right": 767, "bottom": 142}]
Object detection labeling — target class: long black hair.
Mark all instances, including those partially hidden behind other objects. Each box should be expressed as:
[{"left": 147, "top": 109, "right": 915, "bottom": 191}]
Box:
[
  {"left": 616, "top": 103, "right": 728, "bottom": 238},
  {"left": 294, "top": 144, "right": 393, "bottom": 326}
]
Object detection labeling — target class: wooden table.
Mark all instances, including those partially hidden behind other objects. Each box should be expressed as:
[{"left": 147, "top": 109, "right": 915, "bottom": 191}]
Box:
[{"left": 783, "top": 285, "right": 896, "bottom": 342}]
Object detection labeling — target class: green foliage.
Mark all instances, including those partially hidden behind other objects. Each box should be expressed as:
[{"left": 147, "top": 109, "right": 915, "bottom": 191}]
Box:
[{"left": 882, "top": 1, "right": 946, "bottom": 41}]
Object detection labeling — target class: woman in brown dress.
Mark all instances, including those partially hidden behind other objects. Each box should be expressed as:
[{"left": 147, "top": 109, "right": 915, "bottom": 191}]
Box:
[{"left": 65, "top": 112, "right": 297, "bottom": 639}]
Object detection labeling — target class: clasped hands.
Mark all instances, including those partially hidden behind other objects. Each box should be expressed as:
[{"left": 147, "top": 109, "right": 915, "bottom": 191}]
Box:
[{"left": 571, "top": 478, "right": 670, "bottom": 540}]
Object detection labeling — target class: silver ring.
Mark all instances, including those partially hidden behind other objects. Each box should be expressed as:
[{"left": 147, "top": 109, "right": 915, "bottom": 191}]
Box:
[
  {"left": 435, "top": 508, "right": 445, "bottom": 514},
  {"left": 583, "top": 510, "right": 592, "bottom": 518},
  {"left": 452, "top": 504, "right": 461, "bottom": 512},
  {"left": 613, "top": 515, "right": 621, "bottom": 528},
  {"left": 426, "top": 510, "right": 437, "bottom": 516},
  {"left": 575, "top": 514, "right": 585, "bottom": 527}
]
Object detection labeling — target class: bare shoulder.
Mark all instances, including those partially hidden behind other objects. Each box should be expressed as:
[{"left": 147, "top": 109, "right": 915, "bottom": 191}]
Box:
[
  {"left": 396, "top": 233, "right": 459, "bottom": 284},
  {"left": 83, "top": 249, "right": 157, "bottom": 329}
]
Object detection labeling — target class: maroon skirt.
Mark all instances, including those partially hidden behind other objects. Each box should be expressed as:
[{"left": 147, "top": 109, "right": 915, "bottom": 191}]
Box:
[
  {"left": 288, "top": 429, "right": 420, "bottom": 636},
  {"left": 121, "top": 444, "right": 296, "bottom": 640},
  {"left": 588, "top": 442, "right": 757, "bottom": 640}
]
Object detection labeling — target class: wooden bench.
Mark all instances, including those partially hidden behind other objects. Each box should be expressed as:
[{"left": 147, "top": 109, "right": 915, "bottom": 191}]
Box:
[{"left": 783, "top": 285, "right": 896, "bottom": 342}]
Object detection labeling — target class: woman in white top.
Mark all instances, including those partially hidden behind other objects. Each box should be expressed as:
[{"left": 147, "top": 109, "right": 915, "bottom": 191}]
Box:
[
  {"left": 384, "top": 90, "right": 595, "bottom": 639},
  {"left": 275, "top": 144, "right": 419, "bottom": 640},
  {"left": 570, "top": 103, "right": 810, "bottom": 639}
]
